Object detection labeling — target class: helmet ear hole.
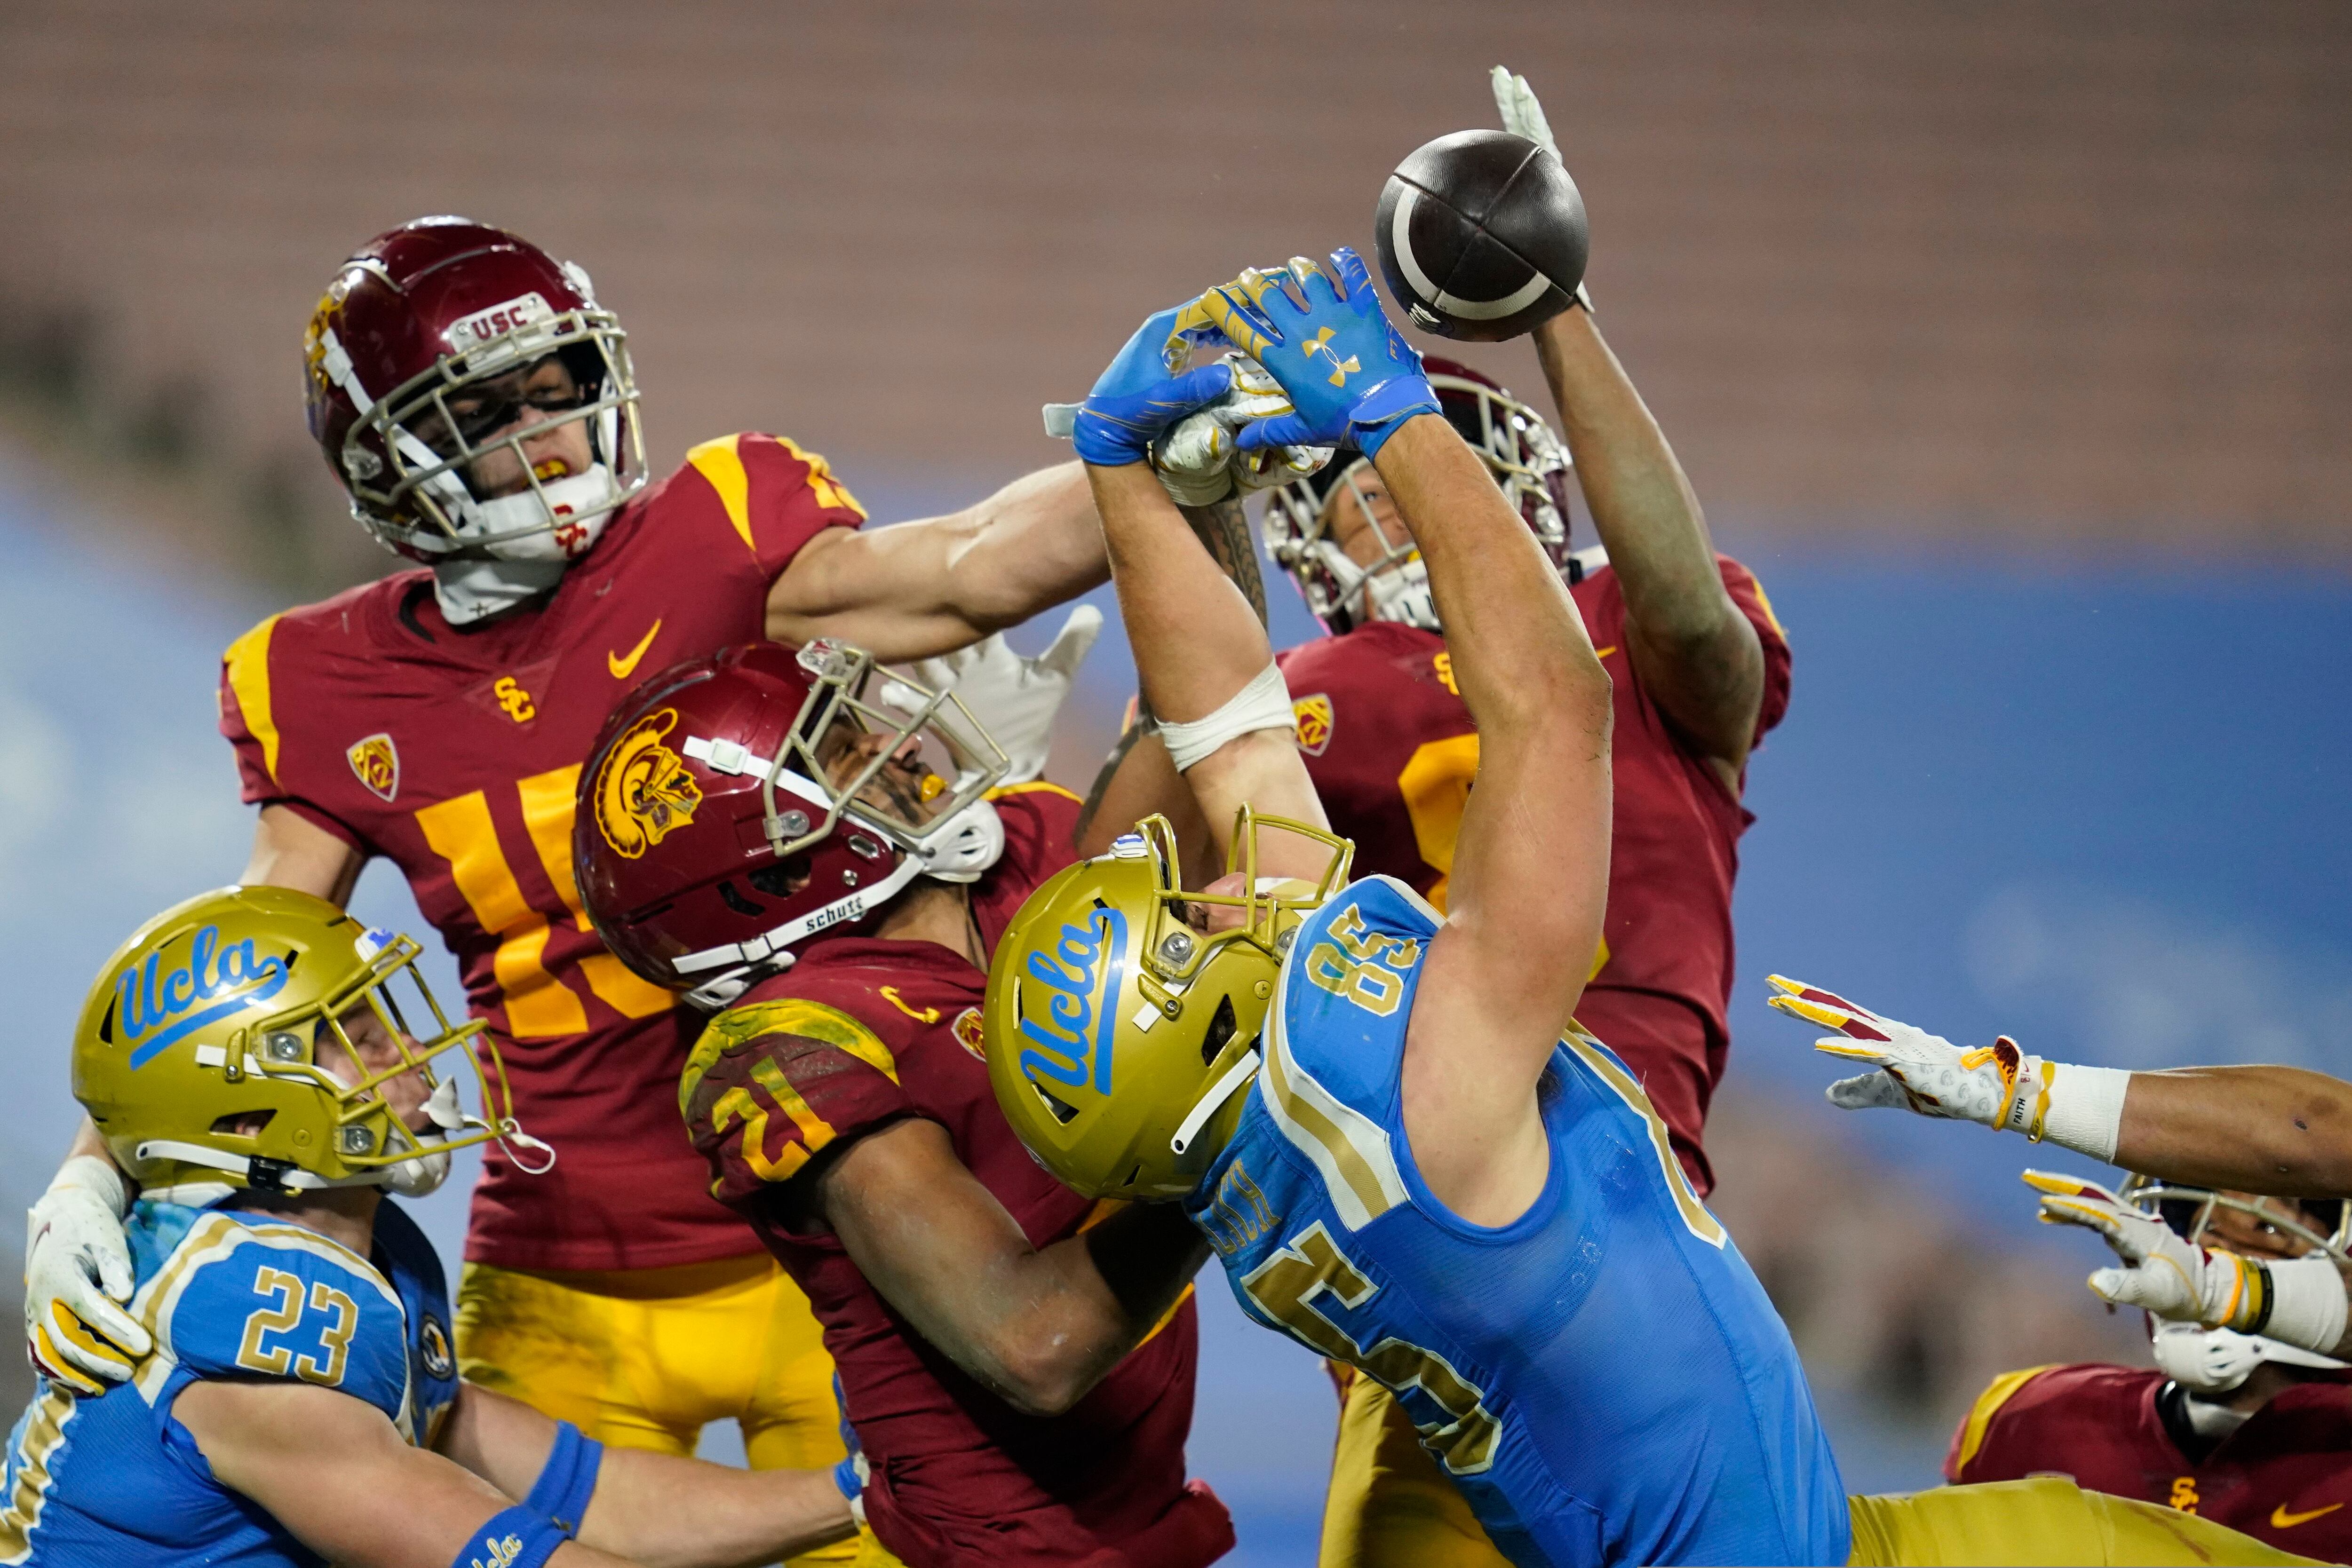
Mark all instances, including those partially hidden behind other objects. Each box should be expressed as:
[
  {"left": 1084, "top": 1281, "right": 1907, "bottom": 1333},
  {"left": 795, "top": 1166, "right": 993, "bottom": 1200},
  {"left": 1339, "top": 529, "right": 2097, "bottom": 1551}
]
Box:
[
  {"left": 1032, "top": 1083, "right": 1081, "bottom": 1125},
  {"left": 1200, "top": 995, "right": 1238, "bottom": 1067}
]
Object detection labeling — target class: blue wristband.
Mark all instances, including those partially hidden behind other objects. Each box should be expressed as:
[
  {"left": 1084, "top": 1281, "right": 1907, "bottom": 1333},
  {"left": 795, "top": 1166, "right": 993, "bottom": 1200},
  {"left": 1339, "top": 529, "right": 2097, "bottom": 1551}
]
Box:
[
  {"left": 452, "top": 1505, "right": 567, "bottom": 1568},
  {"left": 833, "top": 1454, "right": 862, "bottom": 1501},
  {"left": 523, "top": 1420, "right": 604, "bottom": 1536},
  {"left": 1348, "top": 376, "right": 1443, "bottom": 459}
]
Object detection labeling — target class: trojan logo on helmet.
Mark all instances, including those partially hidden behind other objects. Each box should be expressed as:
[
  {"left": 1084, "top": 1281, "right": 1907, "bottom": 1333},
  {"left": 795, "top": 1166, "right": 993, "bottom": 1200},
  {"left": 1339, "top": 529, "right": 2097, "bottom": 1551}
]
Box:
[
  {"left": 591, "top": 708, "right": 704, "bottom": 860},
  {"left": 575, "top": 640, "right": 1015, "bottom": 1011},
  {"left": 1259, "top": 358, "right": 1577, "bottom": 637}
]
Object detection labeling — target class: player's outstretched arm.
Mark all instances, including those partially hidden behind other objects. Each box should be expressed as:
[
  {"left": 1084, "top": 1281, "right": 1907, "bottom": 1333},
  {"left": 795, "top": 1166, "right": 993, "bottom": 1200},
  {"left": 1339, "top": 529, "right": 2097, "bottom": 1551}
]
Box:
[
  {"left": 766, "top": 463, "right": 1109, "bottom": 662},
  {"left": 173, "top": 1378, "right": 638, "bottom": 1568},
  {"left": 241, "top": 801, "right": 367, "bottom": 903},
  {"left": 1765, "top": 976, "right": 2352, "bottom": 1197},
  {"left": 1498, "top": 67, "right": 1764, "bottom": 780},
  {"left": 436, "top": 1382, "right": 857, "bottom": 1568},
  {"left": 804, "top": 1117, "right": 1208, "bottom": 1417}
]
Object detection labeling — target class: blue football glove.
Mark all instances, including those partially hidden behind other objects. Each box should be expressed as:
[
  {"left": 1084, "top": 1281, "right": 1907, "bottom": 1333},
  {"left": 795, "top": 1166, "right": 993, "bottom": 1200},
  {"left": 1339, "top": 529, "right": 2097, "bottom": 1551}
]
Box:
[
  {"left": 1183, "top": 248, "right": 1439, "bottom": 459},
  {"left": 1069, "top": 303, "right": 1239, "bottom": 467}
]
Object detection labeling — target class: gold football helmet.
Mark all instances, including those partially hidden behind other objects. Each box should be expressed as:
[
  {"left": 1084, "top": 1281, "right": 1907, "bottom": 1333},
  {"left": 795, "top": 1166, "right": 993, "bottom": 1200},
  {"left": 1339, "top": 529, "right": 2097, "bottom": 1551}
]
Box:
[
  {"left": 983, "top": 809, "right": 1350, "bottom": 1201},
  {"left": 72, "top": 886, "right": 534, "bottom": 1197}
]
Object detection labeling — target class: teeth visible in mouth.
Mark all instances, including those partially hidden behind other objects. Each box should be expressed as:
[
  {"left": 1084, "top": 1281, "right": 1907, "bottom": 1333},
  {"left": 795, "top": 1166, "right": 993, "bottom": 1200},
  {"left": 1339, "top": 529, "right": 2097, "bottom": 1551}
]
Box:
[{"left": 919, "top": 774, "right": 946, "bottom": 802}]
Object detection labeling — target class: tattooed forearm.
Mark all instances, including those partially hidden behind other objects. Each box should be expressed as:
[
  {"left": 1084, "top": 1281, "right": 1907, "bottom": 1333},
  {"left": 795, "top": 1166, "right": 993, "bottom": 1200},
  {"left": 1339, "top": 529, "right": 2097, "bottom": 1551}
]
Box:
[
  {"left": 1177, "top": 496, "right": 1267, "bottom": 627},
  {"left": 1076, "top": 720, "right": 1145, "bottom": 844}
]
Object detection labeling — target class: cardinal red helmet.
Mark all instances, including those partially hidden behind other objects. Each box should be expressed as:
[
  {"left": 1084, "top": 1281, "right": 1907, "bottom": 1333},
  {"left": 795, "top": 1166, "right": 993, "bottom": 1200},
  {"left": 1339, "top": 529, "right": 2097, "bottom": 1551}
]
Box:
[
  {"left": 1260, "top": 357, "right": 1574, "bottom": 635},
  {"left": 575, "top": 640, "right": 1011, "bottom": 1009},
  {"left": 302, "top": 215, "right": 646, "bottom": 565}
]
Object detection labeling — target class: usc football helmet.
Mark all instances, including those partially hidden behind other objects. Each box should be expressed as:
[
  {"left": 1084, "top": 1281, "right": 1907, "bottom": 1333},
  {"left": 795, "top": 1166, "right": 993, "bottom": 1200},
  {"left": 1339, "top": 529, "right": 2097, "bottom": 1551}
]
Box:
[
  {"left": 1260, "top": 358, "right": 1574, "bottom": 635},
  {"left": 2122, "top": 1175, "right": 2350, "bottom": 1392},
  {"left": 72, "top": 886, "right": 534, "bottom": 1200},
  {"left": 983, "top": 809, "right": 1351, "bottom": 1201},
  {"left": 302, "top": 216, "right": 645, "bottom": 573},
  {"left": 576, "top": 639, "right": 1012, "bottom": 1009}
]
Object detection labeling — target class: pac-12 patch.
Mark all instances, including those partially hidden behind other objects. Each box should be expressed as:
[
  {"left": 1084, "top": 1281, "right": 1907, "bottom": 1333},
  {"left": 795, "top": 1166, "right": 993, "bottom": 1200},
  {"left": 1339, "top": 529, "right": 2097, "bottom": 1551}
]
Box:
[
  {"left": 348, "top": 733, "right": 399, "bottom": 801},
  {"left": 952, "top": 1007, "right": 985, "bottom": 1061},
  {"left": 1293, "top": 693, "right": 1335, "bottom": 757},
  {"left": 418, "top": 1313, "right": 455, "bottom": 1380}
]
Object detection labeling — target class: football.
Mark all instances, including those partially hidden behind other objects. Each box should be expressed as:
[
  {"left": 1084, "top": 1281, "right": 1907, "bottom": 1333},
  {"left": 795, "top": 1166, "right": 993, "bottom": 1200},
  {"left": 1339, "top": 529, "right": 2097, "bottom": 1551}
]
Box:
[{"left": 1374, "top": 128, "right": 1588, "bottom": 341}]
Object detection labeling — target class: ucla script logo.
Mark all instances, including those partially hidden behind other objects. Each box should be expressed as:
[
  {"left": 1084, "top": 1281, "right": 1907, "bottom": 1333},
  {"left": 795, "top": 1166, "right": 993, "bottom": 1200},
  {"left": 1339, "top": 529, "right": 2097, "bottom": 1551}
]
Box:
[
  {"left": 118, "top": 925, "right": 289, "bottom": 1069},
  {"left": 1017, "top": 907, "right": 1128, "bottom": 1097}
]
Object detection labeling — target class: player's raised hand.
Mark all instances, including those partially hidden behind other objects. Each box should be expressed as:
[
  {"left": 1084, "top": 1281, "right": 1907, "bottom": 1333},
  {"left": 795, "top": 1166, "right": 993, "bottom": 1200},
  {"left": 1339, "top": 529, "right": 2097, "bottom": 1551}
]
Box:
[
  {"left": 900, "top": 606, "right": 1103, "bottom": 785},
  {"left": 1181, "top": 250, "right": 1440, "bottom": 458},
  {"left": 1058, "top": 303, "right": 1238, "bottom": 468},
  {"left": 1490, "top": 65, "right": 1559, "bottom": 157},
  {"left": 25, "top": 1155, "right": 151, "bottom": 1394},
  {"left": 1764, "top": 974, "right": 2051, "bottom": 1132},
  {"left": 1151, "top": 352, "right": 1334, "bottom": 507},
  {"left": 2023, "top": 1169, "right": 2268, "bottom": 1329}
]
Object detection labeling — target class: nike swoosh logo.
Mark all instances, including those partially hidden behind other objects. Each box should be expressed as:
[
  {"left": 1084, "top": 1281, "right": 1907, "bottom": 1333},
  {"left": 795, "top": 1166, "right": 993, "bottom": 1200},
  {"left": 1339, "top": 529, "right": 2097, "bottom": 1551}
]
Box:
[
  {"left": 2273, "top": 1502, "right": 2342, "bottom": 1529},
  {"left": 607, "top": 619, "right": 662, "bottom": 679}
]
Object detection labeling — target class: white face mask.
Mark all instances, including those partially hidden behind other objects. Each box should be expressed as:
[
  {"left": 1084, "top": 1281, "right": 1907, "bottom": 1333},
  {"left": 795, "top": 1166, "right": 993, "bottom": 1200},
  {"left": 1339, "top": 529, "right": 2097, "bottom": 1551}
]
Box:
[
  {"left": 429, "top": 465, "right": 626, "bottom": 625},
  {"left": 2151, "top": 1318, "right": 2348, "bottom": 1394}
]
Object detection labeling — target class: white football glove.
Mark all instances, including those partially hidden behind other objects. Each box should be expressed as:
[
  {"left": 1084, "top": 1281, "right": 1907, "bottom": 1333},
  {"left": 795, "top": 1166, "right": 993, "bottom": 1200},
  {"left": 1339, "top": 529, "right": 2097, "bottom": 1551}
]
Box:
[
  {"left": 1765, "top": 974, "right": 2050, "bottom": 1132},
  {"left": 2025, "top": 1170, "right": 2264, "bottom": 1326},
  {"left": 901, "top": 607, "right": 1102, "bottom": 784},
  {"left": 1490, "top": 66, "right": 1595, "bottom": 314},
  {"left": 25, "top": 1155, "right": 151, "bottom": 1394},
  {"left": 1151, "top": 353, "right": 1334, "bottom": 507}
]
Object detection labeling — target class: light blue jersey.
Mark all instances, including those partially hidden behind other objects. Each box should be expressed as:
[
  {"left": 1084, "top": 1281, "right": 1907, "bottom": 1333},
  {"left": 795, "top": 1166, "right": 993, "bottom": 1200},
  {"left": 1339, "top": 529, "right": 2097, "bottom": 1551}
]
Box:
[
  {"left": 1, "top": 1195, "right": 459, "bottom": 1566},
  {"left": 1186, "top": 877, "right": 1848, "bottom": 1568}
]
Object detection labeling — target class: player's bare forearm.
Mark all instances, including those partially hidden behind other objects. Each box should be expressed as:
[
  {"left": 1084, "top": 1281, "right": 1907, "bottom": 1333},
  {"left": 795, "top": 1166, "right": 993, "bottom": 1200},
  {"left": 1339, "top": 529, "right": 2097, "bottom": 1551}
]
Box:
[
  {"left": 1178, "top": 493, "right": 1268, "bottom": 628},
  {"left": 1375, "top": 413, "right": 1611, "bottom": 1009},
  {"left": 242, "top": 804, "right": 366, "bottom": 906},
  {"left": 2116, "top": 1066, "right": 2352, "bottom": 1199},
  {"left": 176, "top": 1378, "right": 635, "bottom": 1568},
  {"left": 1091, "top": 463, "right": 1271, "bottom": 731},
  {"left": 817, "top": 1117, "right": 1204, "bottom": 1417},
  {"left": 765, "top": 463, "right": 1108, "bottom": 660},
  {"left": 1533, "top": 309, "right": 1762, "bottom": 773}
]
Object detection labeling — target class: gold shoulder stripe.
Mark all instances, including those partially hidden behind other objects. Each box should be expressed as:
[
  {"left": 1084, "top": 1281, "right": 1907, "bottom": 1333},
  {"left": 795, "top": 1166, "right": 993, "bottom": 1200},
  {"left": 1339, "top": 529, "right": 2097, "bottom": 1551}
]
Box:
[
  {"left": 1562, "top": 1029, "right": 1726, "bottom": 1248},
  {"left": 1951, "top": 1365, "right": 2060, "bottom": 1476},
  {"left": 986, "top": 780, "right": 1082, "bottom": 803},
  {"left": 686, "top": 434, "right": 758, "bottom": 557},
  {"left": 766, "top": 435, "right": 867, "bottom": 520},
  {"left": 0, "top": 1384, "right": 75, "bottom": 1557},
  {"left": 681, "top": 995, "right": 902, "bottom": 1115},
  {"left": 222, "top": 614, "right": 286, "bottom": 785},
  {"left": 1743, "top": 570, "right": 1788, "bottom": 640}
]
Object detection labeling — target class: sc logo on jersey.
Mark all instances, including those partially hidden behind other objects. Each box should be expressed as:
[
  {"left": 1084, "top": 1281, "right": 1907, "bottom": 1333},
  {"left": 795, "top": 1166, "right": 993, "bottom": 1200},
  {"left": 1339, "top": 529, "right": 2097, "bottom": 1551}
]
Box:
[{"left": 1016, "top": 907, "right": 1128, "bottom": 1096}]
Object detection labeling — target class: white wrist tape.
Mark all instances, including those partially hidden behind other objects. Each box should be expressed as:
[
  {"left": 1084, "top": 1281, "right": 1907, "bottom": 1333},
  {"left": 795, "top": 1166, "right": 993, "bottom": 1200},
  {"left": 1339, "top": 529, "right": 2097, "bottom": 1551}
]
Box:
[
  {"left": 51, "top": 1153, "right": 131, "bottom": 1218},
  {"left": 2262, "top": 1253, "right": 2350, "bottom": 1358},
  {"left": 1158, "top": 663, "right": 1296, "bottom": 773},
  {"left": 2031, "top": 1063, "right": 2130, "bottom": 1163}
]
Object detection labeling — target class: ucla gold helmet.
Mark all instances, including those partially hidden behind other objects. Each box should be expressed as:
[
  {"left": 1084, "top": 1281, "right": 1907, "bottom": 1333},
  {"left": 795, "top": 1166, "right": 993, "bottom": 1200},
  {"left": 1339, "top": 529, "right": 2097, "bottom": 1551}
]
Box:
[
  {"left": 72, "top": 886, "right": 539, "bottom": 1199},
  {"left": 983, "top": 810, "right": 1350, "bottom": 1201}
]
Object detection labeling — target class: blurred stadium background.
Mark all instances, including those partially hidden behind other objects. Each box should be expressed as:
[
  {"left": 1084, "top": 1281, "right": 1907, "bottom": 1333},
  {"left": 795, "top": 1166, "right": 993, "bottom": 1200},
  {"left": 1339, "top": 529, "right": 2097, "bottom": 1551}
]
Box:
[{"left": 3, "top": 2, "right": 2346, "bottom": 1560}]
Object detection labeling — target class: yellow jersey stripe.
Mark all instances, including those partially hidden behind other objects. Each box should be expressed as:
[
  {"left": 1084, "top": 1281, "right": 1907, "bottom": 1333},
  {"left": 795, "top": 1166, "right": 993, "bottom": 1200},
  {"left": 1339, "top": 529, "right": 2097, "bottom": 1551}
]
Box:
[
  {"left": 222, "top": 614, "right": 285, "bottom": 786},
  {"left": 771, "top": 435, "right": 867, "bottom": 520},
  {"left": 1951, "top": 1365, "right": 2060, "bottom": 1476},
  {"left": 986, "top": 780, "right": 1083, "bottom": 803},
  {"left": 415, "top": 791, "right": 588, "bottom": 1037},
  {"left": 1262, "top": 1020, "right": 1406, "bottom": 1232},
  {"left": 686, "top": 434, "right": 758, "bottom": 556},
  {"left": 683, "top": 996, "right": 903, "bottom": 1115},
  {"left": 0, "top": 1385, "right": 75, "bottom": 1557}
]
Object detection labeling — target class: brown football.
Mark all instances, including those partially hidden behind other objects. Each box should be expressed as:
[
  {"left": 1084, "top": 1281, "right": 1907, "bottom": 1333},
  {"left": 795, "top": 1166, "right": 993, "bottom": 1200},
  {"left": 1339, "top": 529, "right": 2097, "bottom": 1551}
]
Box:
[{"left": 1374, "top": 129, "right": 1588, "bottom": 342}]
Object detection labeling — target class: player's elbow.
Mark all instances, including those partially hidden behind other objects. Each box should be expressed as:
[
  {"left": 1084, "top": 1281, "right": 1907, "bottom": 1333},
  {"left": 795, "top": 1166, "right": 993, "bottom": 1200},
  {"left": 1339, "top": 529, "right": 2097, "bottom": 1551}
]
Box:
[{"left": 985, "top": 1334, "right": 1094, "bottom": 1417}]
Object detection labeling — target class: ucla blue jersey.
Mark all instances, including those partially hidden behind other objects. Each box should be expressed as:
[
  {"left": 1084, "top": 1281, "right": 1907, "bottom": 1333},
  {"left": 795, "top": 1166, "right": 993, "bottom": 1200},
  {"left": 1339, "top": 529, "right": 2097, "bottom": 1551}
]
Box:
[
  {"left": 0, "top": 1195, "right": 460, "bottom": 1566},
  {"left": 1187, "top": 877, "right": 1848, "bottom": 1568}
]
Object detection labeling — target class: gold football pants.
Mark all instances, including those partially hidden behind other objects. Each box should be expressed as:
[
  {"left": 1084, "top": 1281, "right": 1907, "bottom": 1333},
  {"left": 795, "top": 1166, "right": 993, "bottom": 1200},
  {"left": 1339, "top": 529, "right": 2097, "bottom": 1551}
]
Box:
[
  {"left": 1320, "top": 1377, "right": 2317, "bottom": 1568},
  {"left": 457, "top": 1252, "right": 867, "bottom": 1567}
]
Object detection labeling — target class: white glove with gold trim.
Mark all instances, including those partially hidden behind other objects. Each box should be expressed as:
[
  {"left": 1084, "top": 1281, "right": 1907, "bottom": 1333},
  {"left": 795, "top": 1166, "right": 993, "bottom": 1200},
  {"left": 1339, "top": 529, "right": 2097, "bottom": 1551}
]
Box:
[{"left": 25, "top": 1155, "right": 151, "bottom": 1394}]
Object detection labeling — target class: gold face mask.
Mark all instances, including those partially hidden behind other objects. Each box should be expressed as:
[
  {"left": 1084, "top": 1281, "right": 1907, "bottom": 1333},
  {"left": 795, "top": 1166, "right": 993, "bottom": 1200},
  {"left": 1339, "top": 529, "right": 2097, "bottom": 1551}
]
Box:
[{"left": 74, "top": 886, "right": 544, "bottom": 1196}]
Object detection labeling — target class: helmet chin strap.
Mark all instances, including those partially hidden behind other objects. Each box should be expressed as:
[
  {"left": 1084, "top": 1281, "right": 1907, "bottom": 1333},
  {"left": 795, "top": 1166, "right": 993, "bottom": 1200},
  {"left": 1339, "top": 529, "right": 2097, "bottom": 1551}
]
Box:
[{"left": 428, "top": 466, "right": 625, "bottom": 625}]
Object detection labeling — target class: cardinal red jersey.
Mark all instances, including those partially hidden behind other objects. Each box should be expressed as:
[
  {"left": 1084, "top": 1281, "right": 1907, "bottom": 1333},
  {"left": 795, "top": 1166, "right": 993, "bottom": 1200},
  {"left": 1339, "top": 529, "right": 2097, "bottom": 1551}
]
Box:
[
  {"left": 1275, "top": 552, "right": 1790, "bottom": 1195},
  {"left": 681, "top": 786, "right": 1231, "bottom": 1568},
  {"left": 1947, "top": 1361, "right": 2352, "bottom": 1560},
  {"left": 218, "top": 433, "right": 866, "bottom": 1272}
]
